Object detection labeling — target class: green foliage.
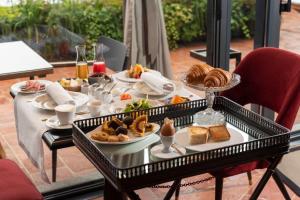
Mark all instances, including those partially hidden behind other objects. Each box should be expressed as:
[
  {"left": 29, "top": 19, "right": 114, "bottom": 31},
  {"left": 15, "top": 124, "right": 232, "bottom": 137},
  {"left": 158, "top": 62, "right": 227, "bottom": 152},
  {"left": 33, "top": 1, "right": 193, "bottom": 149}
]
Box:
[{"left": 0, "top": 0, "right": 255, "bottom": 51}]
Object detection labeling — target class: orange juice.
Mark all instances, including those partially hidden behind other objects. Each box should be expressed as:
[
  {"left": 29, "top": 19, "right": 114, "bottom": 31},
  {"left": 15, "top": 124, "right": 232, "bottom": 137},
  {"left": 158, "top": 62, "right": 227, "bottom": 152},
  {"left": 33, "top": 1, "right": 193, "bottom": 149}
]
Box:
[{"left": 76, "top": 62, "right": 89, "bottom": 79}]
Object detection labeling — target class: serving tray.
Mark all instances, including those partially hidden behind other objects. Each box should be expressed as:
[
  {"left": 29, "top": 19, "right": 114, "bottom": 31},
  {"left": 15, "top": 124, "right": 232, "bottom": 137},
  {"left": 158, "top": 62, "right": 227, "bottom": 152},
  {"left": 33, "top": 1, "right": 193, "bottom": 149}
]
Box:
[{"left": 73, "top": 96, "right": 290, "bottom": 181}]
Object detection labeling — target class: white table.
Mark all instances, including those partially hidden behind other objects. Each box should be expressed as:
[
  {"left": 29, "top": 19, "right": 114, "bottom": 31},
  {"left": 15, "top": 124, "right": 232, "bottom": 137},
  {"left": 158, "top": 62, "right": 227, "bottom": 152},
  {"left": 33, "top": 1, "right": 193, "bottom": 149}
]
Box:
[{"left": 0, "top": 41, "right": 53, "bottom": 80}]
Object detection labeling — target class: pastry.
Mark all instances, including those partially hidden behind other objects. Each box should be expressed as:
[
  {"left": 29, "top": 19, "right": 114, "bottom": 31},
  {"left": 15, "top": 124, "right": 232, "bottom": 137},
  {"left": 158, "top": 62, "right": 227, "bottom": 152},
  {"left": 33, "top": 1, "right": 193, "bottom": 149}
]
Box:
[
  {"left": 115, "top": 127, "right": 128, "bottom": 135},
  {"left": 107, "top": 135, "right": 119, "bottom": 142},
  {"left": 118, "top": 134, "right": 130, "bottom": 142},
  {"left": 101, "top": 121, "right": 114, "bottom": 135},
  {"left": 209, "top": 125, "right": 230, "bottom": 141},
  {"left": 91, "top": 131, "right": 109, "bottom": 141},
  {"left": 108, "top": 117, "right": 124, "bottom": 130},
  {"left": 188, "top": 126, "right": 209, "bottom": 145},
  {"left": 204, "top": 68, "right": 232, "bottom": 87},
  {"left": 131, "top": 115, "right": 148, "bottom": 136},
  {"left": 160, "top": 118, "right": 175, "bottom": 136},
  {"left": 123, "top": 116, "right": 134, "bottom": 128},
  {"left": 186, "top": 63, "right": 213, "bottom": 84},
  {"left": 145, "top": 123, "right": 154, "bottom": 132}
]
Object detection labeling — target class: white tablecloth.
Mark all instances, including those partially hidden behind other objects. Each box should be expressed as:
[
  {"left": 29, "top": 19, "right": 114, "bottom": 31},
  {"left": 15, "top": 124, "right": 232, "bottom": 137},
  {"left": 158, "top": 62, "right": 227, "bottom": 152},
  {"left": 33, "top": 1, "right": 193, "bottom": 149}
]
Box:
[{"left": 12, "top": 78, "right": 203, "bottom": 183}]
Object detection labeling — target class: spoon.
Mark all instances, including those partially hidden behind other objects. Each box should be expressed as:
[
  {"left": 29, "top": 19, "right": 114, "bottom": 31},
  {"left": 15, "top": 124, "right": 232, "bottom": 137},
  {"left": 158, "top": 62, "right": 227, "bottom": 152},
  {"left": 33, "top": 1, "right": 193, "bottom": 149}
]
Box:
[{"left": 103, "top": 83, "right": 117, "bottom": 95}]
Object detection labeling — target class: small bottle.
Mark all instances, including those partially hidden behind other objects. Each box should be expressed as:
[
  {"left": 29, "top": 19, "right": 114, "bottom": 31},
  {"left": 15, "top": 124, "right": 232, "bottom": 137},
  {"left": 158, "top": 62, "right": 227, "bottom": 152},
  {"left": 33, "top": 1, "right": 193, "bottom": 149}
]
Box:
[
  {"left": 75, "top": 45, "right": 89, "bottom": 79},
  {"left": 92, "top": 43, "right": 107, "bottom": 74}
]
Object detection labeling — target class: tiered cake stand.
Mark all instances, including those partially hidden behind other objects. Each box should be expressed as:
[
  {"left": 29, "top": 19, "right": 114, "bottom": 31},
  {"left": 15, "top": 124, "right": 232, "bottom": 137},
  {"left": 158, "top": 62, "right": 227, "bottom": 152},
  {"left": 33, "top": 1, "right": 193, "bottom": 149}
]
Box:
[{"left": 182, "top": 74, "right": 241, "bottom": 126}]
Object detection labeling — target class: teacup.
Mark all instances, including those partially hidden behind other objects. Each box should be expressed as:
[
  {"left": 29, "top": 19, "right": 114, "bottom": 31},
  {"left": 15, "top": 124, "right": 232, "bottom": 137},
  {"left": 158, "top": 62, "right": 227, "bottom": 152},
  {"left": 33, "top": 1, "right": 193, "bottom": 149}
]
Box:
[
  {"left": 87, "top": 100, "right": 102, "bottom": 117},
  {"left": 160, "top": 133, "right": 174, "bottom": 153},
  {"left": 55, "top": 104, "right": 76, "bottom": 125}
]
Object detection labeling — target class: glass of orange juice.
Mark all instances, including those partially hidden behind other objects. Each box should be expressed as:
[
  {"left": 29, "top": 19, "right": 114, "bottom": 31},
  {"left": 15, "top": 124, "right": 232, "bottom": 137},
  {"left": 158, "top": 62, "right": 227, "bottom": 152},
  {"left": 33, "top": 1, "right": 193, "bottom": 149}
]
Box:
[{"left": 75, "top": 45, "right": 89, "bottom": 79}]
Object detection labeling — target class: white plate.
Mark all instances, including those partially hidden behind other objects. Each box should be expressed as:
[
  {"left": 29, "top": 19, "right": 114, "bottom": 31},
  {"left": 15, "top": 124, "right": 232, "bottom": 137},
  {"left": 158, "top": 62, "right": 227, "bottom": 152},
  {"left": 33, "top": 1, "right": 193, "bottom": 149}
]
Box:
[
  {"left": 45, "top": 115, "right": 82, "bottom": 129},
  {"left": 150, "top": 144, "right": 186, "bottom": 160},
  {"left": 112, "top": 99, "right": 162, "bottom": 113},
  {"left": 133, "top": 81, "right": 176, "bottom": 96},
  {"left": 174, "top": 125, "right": 245, "bottom": 152},
  {"left": 87, "top": 123, "right": 160, "bottom": 145},
  {"left": 32, "top": 91, "right": 89, "bottom": 111},
  {"left": 114, "top": 70, "right": 161, "bottom": 83},
  {"left": 11, "top": 80, "right": 52, "bottom": 94}
]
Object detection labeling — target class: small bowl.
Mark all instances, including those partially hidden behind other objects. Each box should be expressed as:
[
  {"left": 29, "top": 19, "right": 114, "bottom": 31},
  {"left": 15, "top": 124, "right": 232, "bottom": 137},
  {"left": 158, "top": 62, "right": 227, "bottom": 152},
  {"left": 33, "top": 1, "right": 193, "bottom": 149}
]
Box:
[{"left": 88, "top": 73, "right": 113, "bottom": 85}]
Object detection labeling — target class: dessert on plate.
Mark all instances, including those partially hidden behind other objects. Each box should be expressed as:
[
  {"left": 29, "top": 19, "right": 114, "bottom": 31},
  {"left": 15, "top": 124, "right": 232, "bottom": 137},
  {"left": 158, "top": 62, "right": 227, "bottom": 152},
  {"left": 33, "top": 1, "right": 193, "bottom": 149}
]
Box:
[
  {"left": 127, "top": 64, "right": 149, "bottom": 79},
  {"left": 91, "top": 115, "right": 154, "bottom": 143}
]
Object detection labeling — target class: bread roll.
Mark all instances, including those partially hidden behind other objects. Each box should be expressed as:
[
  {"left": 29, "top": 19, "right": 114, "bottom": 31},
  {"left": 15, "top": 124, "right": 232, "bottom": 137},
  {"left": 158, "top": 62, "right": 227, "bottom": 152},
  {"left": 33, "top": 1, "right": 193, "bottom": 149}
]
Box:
[
  {"left": 186, "top": 64, "right": 213, "bottom": 84},
  {"left": 204, "top": 68, "right": 232, "bottom": 87}
]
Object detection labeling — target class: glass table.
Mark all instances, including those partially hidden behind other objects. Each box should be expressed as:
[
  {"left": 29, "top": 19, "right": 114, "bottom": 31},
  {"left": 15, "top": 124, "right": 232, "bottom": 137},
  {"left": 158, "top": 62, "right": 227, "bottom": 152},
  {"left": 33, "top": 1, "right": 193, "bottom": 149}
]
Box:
[{"left": 73, "top": 97, "right": 290, "bottom": 200}]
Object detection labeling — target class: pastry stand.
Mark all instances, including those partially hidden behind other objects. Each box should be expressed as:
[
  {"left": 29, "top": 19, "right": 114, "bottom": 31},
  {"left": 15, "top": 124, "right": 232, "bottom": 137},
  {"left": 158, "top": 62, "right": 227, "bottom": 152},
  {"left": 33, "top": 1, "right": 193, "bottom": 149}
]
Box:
[{"left": 182, "top": 74, "right": 241, "bottom": 126}]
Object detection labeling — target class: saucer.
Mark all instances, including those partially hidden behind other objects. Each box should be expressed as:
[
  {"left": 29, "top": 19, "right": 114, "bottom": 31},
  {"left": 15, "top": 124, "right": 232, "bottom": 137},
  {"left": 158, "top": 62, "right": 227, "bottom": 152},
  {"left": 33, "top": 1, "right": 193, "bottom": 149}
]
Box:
[
  {"left": 45, "top": 116, "right": 81, "bottom": 130},
  {"left": 150, "top": 144, "right": 186, "bottom": 160}
]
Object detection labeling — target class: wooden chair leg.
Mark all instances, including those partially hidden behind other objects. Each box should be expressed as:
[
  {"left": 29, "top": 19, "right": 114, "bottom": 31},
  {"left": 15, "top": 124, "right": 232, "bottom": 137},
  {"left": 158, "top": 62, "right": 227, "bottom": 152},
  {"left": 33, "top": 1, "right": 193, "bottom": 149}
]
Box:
[
  {"left": 215, "top": 176, "right": 223, "bottom": 200},
  {"left": 247, "top": 171, "right": 252, "bottom": 185},
  {"left": 52, "top": 150, "right": 57, "bottom": 182}
]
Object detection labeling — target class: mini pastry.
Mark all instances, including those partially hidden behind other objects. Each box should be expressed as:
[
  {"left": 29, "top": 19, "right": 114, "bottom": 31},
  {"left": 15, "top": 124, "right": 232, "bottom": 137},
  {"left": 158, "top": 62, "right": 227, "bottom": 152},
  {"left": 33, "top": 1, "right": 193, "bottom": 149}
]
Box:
[
  {"left": 131, "top": 115, "right": 148, "bottom": 137},
  {"left": 145, "top": 123, "right": 154, "bottom": 132},
  {"left": 108, "top": 117, "right": 124, "bottom": 130},
  {"left": 118, "top": 134, "right": 130, "bottom": 142},
  {"left": 107, "top": 135, "right": 120, "bottom": 142},
  {"left": 101, "top": 121, "right": 114, "bottom": 135},
  {"left": 115, "top": 126, "right": 128, "bottom": 135},
  {"left": 123, "top": 116, "right": 134, "bottom": 128},
  {"left": 188, "top": 126, "right": 209, "bottom": 145},
  {"left": 204, "top": 68, "right": 232, "bottom": 87},
  {"left": 91, "top": 131, "right": 109, "bottom": 141},
  {"left": 209, "top": 125, "right": 230, "bottom": 141},
  {"left": 160, "top": 118, "right": 175, "bottom": 136},
  {"left": 186, "top": 63, "right": 213, "bottom": 84}
]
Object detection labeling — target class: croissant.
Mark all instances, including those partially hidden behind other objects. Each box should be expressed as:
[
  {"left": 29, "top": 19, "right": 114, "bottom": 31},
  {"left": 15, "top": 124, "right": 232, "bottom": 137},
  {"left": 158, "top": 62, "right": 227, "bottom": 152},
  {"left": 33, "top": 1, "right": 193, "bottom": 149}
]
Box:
[
  {"left": 204, "top": 68, "right": 232, "bottom": 87},
  {"left": 186, "top": 63, "right": 213, "bottom": 84}
]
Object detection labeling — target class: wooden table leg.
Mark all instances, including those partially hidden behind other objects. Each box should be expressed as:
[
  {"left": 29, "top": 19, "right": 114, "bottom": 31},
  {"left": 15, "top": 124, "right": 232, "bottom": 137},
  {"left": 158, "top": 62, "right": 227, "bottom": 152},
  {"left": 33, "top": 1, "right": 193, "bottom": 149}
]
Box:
[
  {"left": 104, "top": 179, "right": 127, "bottom": 200},
  {"left": 52, "top": 150, "right": 57, "bottom": 182}
]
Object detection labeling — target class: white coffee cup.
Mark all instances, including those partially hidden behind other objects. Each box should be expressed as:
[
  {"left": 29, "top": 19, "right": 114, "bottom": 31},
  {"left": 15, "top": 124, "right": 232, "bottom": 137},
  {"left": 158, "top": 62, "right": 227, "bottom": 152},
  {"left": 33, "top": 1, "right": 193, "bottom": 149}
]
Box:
[
  {"left": 54, "top": 104, "right": 76, "bottom": 125},
  {"left": 87, "top": 100, "right": 102, "bottom": 117}
]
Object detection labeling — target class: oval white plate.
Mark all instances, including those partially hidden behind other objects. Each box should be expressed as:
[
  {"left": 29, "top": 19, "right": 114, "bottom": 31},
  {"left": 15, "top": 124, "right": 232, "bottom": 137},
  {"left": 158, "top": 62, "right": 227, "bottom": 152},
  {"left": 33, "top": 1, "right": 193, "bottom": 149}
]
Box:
[
  {"left": 11, "top": 80, "right": 52, "bottom": 94},
  {"left": 132, "top": 81, "right": 176, "bottom": 96},
  {"left": 87, "top": 123, "right": 160, "bottom": 145},
  {"left": 174, "top": 125, "right": 245, "bottom": 152},
  {"left": 114, "top": 70, "right": 161, "bottom": 83},
  {"left": 32, "top": 91, "right": 89, "bottom": 111}
]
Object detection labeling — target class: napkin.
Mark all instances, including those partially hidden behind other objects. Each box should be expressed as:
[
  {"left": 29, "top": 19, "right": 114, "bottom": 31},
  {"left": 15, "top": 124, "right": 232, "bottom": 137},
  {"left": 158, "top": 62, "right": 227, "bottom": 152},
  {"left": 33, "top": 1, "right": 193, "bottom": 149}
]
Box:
[
  {"left": 46, "top": 82, "right": 75, "bottom": 105},
  {"left": 141, "top": 72, "right": 174, "bottom": 95}
]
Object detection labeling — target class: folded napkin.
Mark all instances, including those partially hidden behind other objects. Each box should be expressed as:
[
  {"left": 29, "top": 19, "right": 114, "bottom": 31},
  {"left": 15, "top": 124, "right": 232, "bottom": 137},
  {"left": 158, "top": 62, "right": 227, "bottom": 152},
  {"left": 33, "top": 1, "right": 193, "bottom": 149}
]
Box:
[
  {"left": 46, "top": 82, "right": 75, "bottom": 105},
  {"left": 141, "top": 72, "right": 174, "bottom": 95}
]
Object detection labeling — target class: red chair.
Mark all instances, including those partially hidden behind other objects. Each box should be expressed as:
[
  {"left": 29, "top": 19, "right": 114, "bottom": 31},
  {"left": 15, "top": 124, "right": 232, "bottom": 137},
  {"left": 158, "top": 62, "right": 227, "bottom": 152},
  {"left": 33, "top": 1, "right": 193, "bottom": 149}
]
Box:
[
  {"left": 0, "top": 143, "right": 43, "bottom": 200},
  {"left": 211, "top": 47, "right": 300, "bottom": 199}
]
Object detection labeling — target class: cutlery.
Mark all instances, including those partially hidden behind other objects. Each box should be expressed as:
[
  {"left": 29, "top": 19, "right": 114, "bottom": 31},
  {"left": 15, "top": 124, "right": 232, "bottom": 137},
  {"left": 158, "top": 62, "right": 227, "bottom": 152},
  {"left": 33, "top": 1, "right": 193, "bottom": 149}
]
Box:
[
  {"left": 103, "top": 83, "right": 117, "bottom": 95},
  {"left": 171, "top": 144, "right": 185, "bottom": 156},
  {"left": 75, "top": 111, "right": 90, "bottom": 115}
]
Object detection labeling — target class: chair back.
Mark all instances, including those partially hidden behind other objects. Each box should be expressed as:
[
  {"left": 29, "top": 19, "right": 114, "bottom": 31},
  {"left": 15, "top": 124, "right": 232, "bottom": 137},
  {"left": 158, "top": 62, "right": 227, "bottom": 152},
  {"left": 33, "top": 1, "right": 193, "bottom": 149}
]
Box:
[
  {"left": 98, "top": 36, "right": 127, "bottom": 72},
  {"left": 222, "top": 47, "right": 300, "bottom": 129}
]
